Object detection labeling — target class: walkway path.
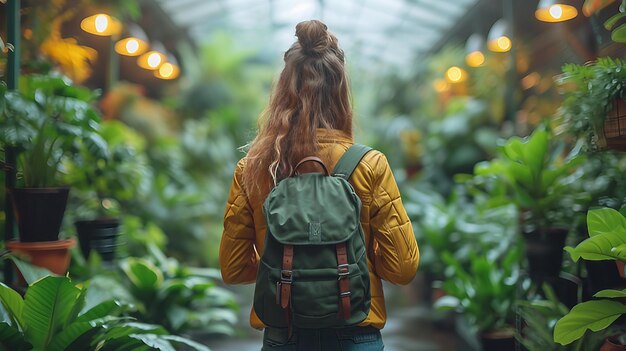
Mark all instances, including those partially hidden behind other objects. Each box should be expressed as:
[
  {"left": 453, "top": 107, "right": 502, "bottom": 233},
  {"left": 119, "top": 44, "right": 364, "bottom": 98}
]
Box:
[{"left": 204, "top": 279, "right": 461, "bottom": 351}]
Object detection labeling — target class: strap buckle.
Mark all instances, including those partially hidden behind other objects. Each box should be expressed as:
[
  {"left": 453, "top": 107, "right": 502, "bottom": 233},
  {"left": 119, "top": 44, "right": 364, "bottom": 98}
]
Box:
[
  {"left": 340, "top": 291, "right": 352, "bottom": 297},
  {"left": 338, "top": 264, "right": 350, "bottom": 280},
  {"left": 281, "top": 269, "right": 293, "bottom": 283}
]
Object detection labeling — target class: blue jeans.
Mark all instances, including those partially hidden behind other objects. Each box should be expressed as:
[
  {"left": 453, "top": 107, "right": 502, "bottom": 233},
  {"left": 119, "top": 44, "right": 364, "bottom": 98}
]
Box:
[{"left": 261, "top": 326, "right": 384, "bottom": 351}]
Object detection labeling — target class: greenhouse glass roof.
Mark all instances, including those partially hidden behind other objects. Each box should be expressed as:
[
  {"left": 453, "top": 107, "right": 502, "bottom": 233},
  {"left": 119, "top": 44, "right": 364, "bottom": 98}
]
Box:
[{"left": 155, "top": 0, "right": 479, "bottom": 69}]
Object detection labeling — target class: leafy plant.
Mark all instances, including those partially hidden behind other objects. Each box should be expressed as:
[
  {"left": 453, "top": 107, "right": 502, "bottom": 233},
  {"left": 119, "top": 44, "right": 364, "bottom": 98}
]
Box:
[
  {"left": 63, "top": 120, "right": 152, "bottom": 220},
  {"left": 565, "top": 207, "right": 626, "bottom": 262},
  {"left": 555, "top": 58, "right": 626, "bottom": 150},
  {"left": 435, "top": 246, "right": 525, "bottom": 334},
  {"left": 119, "top": 244, "right": 238, "bottom": 335},
  {"left": 0, "top": 275, "right": 211, "bottom": 351},
  {"left": 404, "top": 187, "right": 519, "bottom": 280},
  {"left": 517, "top": 284, "right": 604, "bottom": 351},
  {"left": 554, "top": 207, "right": 626, "bottom": 345},
  {"left": 0, "top": 74, "right": 106, "bottom": 187},
  {"left": 474, "top": 128, "right": 584, "bottom": 234}
]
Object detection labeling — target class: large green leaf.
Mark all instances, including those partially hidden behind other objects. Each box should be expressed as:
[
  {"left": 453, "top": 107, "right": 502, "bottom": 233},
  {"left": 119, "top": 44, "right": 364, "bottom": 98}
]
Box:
[
  {"left": 604, "top": 11, "right": 626, "bottom": 30},
  {"left": 554, "top": 300, "right": 626, "bottom": 345},
  {"left": 587, "top": 208, "right": 626, "bottom": 237},
  {"left": 127, "top": 334, "right": 175, "bottom": 351},
  {"left": 76, "top": 300, "right": 121, "bottom": 324},
  {"left": 162, "top": 335, "right": 211, "bottom": 351},
  {"left": 611, "top": 23, "right": 626, "bottom": 42},
  {"left": 121, "top": 258, "right": 164, "bottom": 292},
  {"left": 594, "top": 288, "right": 626, "bottom": 298},
  {"left": 0, "top": 322, "right": 30, "bottom": 351},
  {"left": 565, "top": 229, "right": 626, "bottom": 262},
  {"left": 0, "top": 283, "right": 24, "bottom": 329},
  {"left": 46, "top": 321, "right": 98, "bottom": 351},
  {"left": 22, "top": 276, "right": 81, "bottom": 350}
]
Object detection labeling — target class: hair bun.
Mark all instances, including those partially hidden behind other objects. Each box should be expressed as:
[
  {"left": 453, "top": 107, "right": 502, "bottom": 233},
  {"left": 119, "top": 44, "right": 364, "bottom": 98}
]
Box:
[{"left": 295, "top": 20, "right": 331, "bottom": 56}]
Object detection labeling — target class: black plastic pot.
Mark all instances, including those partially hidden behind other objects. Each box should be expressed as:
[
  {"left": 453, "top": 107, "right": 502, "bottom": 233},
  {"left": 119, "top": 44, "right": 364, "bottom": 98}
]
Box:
[
  {"left": 523, "top": 228, "right": 568, "bottom": 282},
  {"left": 480, "top": 330, "right": 516, "bottom": 351},
  {"left": 10, "top": 187, "right": 70, "bottom": 242},
  {"left": 585, "top": 260, "right": 624, "bottom": 296},
  {"left": 75, "top": 218, "right": 120, "bottom": 262}
]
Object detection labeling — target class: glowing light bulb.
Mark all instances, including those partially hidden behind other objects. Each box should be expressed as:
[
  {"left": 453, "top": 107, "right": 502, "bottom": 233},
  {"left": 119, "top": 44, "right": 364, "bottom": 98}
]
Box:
[
  {"left": 147, "top": 53, "right": 162, "bottom": 68},
  {"left": 446, "top": 66, "right": 466, "bottom": 83},
  {"left": 549, "top": 5, "right": 563, "bottom": 19},
  {"left": 433, "top": 79, "right": 450, "bottom": 93},
  {"left": 466, "top": 51, "right": 485, "bottom": 67},
  {"left": 159, "top": 63, "right": 174, "bottom": 78},
  {"left": 94, "top": 15, "right": 108, "bottom": 33},
  {"left": 125, "top": 39, "right": 139, "bottom": 54},
  {"left": 497, "top": 36, "right": 511, "bottom": 51}
]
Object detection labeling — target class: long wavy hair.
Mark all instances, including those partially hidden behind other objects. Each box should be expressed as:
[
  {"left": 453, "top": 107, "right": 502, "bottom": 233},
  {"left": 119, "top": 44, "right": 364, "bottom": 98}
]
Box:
[{"left": 242, "top": 19, "right": 353, "bottom": 200}]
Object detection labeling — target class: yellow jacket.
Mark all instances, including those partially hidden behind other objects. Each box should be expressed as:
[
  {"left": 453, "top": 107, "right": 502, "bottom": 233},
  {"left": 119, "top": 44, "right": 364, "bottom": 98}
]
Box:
[{"left": 220, "top": 128, "right": 419, "bottom": 330}]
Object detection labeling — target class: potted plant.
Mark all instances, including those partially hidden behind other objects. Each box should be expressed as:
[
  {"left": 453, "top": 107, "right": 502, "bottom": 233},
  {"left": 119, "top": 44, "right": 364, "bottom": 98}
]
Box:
[
  {"left": 0, "top": 74, "right": 106, "bottom": 277},
  {"left": 556, "top": 57, "right": 626, "bottom": 151},
  {"left": 1, "top": 74, "right": 105, "bottom": 240},
  {"left": 555, "top": 207, "right": 626, "bottom": 349},
  {"left": 435, "top": 247, "right": 525, "bottom": 351},
  {"left": 63, "top": 120, "right": 151, "bottom": 262},
  {"left": 474, "top": 128, "right": 584, "bottom": 282}
]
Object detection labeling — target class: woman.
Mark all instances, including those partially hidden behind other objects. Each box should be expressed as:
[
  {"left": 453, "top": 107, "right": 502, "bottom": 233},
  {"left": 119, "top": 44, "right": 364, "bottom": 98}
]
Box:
[{"left": 220, "top": 19, "right": 419, "bottom": 351}]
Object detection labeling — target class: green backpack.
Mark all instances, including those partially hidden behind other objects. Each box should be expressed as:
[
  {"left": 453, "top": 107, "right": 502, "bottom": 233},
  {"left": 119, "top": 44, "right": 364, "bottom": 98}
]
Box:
[{"left": 253, "top": 144, "right": 372, "bottom": 330}]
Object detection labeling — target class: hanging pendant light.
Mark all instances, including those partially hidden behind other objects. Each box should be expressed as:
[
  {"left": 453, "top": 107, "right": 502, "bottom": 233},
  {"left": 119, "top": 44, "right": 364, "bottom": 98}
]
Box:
[
  {"left": 137, "top": 42, "right": 166, "bottom": 70},
  {"left": 155, "top": 54, "right": 180, "bottom": 80},
  {"left": 487, "top": 19, "right": 512, "bottom": 53},
  {"left": 115, "top": 24, "right": 149, "bottom": 56},
  {"left": 80, "top": 14, "right": 122, "bottom": 36},
  {"left": 465, "top": 34, "right": 486, "bottom": 67},
  {"left": 535, "top": 0, "right": 578, "bottom": 22},
  {"left": 445, "top": 66, "right": 468, "bottom": 83}
]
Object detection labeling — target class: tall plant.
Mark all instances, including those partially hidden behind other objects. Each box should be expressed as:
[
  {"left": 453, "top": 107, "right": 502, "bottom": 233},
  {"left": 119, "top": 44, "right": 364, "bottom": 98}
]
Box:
[{"left": 0, "top": 75, "right": 106, "bottom": 188}]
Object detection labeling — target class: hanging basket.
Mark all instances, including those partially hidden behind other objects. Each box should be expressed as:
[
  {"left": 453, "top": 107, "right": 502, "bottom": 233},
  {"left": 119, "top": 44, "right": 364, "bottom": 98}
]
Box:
[{"left": 599, "top": 99, "right": 626, "bottom": 151}]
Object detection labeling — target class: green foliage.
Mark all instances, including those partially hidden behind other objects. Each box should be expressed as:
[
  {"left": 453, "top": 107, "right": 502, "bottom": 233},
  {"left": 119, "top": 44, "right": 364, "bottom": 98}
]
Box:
[
  {"left": 0, "top": 75, "right": 105, "bottom": 188},
  {"left": 404, "top": 187, "right": 519, "bottom": 279},
  {"left": 475, "top": 128, "right": 584, "bottom": 233},
  {"left": 555, "top": 57, "right": 626, "bottom": 150},
  {"left": 434, "top": 246, "right": 524, "bottom": 333},
  {"left": 63, "top": 120, "right": 153, "bottom": 219},
  {"left": 555, "top": 206, "right": 626, "bottom": 345},
  {"left": 0, "top": 275, "right": 211, "bottom": 351},
  {"left": 565, "top": 208, "right": 626, "bottom": 262},
  {"left": 0, "top": 276, "right": 109, "bottom": 350},
  {"left": 118, "top": 244, "right": 238, "bottom": 335},
  {"left": 554, "top": 299, "right": 626, "bottom": 345},
  {"left": 516, "top": 285, "right": 604, "bottom": 351}
]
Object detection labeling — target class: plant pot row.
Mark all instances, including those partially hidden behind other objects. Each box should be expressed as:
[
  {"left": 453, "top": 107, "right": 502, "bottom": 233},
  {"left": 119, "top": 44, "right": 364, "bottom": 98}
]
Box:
[{"left": 7, "top": 187, "right": 121, "bottom": 280}]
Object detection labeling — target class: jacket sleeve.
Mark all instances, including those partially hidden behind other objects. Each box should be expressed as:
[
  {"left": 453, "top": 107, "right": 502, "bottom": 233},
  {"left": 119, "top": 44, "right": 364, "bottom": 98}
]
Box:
[
  {"left": 369, "top": 153, "right": 419, "bottom": 285},
  {"left": 219, "top": 159, "right": 258, "bottom": 285}
]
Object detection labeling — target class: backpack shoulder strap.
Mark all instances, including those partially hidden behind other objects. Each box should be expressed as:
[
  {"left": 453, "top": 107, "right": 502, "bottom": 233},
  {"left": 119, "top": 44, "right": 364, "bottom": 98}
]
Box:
[{"left": 332, "top": 144, "right": 373, "bottom": 181}]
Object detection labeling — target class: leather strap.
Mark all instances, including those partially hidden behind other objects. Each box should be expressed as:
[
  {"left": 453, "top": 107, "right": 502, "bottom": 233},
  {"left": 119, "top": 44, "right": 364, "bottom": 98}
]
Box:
[
  {"left": 280, "top": 245, "right": 294, "bottom": 337},
  {"left": 292, "top": 156, "right": 329, "bottom": 176},
  {"left": 336, "top": 243, "right": 351, "bottom": 320}
]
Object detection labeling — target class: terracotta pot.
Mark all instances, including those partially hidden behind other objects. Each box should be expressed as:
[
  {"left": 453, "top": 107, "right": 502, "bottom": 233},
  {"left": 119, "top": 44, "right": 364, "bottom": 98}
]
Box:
[
  {"left": 7, "top": 239, "right": 76, "bottom": 276},
  {"left": 600, "top": 336, "right": 626, "bottom": 351},
  {"left": 617, "top": 261, "right": 625, "bottom": 279}
]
